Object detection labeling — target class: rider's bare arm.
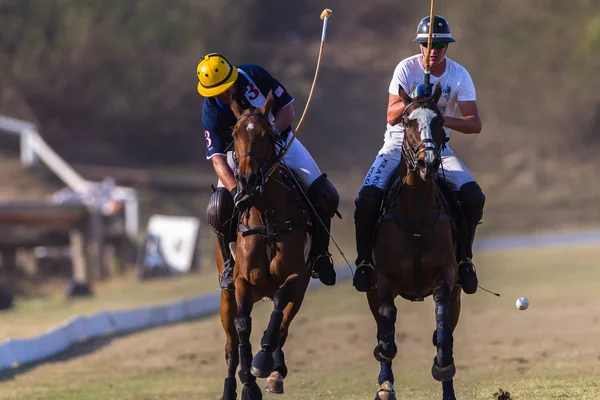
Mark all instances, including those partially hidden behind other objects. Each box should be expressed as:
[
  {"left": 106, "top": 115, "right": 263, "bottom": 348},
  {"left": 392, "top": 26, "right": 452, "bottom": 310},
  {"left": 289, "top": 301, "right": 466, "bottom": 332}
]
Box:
[
  {"left": 387, "top": 93, "right": 408, "bottom": 126},
  {"left": 212, "top": 155, "right": 237, "bottom": 190},
  {"left": 443, "top": 100, "right": 482, "bottom": 134},
  {"left": 273, "top": 103, "right": 295, "bottom": 132}
]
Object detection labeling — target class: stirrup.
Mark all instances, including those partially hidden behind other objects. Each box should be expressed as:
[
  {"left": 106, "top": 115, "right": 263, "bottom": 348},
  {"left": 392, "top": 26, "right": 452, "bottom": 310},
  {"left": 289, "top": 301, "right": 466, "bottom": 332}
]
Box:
[
  {"left": 353, "top": 260, "right": 376, "bottom": 292},
  {"left": 356, "top": 260, "right": 375, "bottom": 271},
  {"left": 311, "top": 252, "right": 333, "bottom": 277}
]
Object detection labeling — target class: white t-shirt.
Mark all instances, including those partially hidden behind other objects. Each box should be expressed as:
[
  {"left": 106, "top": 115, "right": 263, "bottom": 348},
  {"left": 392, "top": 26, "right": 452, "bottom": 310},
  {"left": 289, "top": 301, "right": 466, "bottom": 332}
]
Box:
[{"left": 386, "top": 54, "right": 476, "bottom": 140}]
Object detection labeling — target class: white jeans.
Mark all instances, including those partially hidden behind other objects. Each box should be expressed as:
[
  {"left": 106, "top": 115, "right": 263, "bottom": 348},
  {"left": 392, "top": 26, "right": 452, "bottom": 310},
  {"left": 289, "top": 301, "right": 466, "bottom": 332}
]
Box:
[
  {"left": 361, "top": 129, "right": 475, "bottom": 192},
  {"left": 218, "top": 134, "right": 322, "bottom": 189}
]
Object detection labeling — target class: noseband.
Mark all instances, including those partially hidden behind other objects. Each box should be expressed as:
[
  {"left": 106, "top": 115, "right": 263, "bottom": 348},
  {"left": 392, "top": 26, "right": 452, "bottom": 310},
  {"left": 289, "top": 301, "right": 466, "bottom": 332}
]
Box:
[{"left": 400, "top": 100, "right": 444, "bottom": 172}]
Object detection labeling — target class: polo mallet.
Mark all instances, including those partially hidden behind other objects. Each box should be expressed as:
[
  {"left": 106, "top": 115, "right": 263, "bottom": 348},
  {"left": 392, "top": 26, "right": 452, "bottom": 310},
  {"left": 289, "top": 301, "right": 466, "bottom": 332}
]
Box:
[
  {"left": 267, "top": 8, "right": 332, "bottom": 173},
  {"left": 263, "top": 9, "right": 355, "bottom": 276},
  {"left": 423, "top": 0, "right": 436, "bottom": 85}
]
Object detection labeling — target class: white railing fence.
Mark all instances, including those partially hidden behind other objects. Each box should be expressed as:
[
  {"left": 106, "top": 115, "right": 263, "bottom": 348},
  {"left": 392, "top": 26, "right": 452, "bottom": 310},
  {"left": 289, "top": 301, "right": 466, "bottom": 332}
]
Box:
[{"left": 0, "top": 115, "right": 139, "bottom": 238}]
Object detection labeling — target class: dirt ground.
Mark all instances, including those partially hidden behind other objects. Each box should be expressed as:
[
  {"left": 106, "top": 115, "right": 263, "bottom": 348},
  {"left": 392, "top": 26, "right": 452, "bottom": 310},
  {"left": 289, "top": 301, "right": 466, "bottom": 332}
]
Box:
[{"left": 1, "top": 244, "right": 600, "bottom": 399}]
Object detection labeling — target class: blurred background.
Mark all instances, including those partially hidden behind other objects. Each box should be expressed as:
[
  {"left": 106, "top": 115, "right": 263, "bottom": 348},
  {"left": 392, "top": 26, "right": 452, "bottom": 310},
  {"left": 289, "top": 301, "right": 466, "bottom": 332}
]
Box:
[
  {"left": 0, "top": 0, "right": 596, "bottom": 302},
  {"left": 0, "top": 1, "right": 598, "bottom": 398}
]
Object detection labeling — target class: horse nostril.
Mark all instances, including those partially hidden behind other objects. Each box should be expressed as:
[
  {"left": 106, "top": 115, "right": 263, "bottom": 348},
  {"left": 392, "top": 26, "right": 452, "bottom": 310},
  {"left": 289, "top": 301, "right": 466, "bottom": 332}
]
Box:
[{"left": 416, "top": 159, "right": 427, "bottom": 170}]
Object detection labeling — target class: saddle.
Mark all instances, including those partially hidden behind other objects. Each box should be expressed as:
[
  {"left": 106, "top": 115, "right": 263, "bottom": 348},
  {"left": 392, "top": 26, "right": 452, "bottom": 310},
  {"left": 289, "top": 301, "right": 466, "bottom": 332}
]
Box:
[
  {"left": 379, "top": 165, "right": 464, "bottom": 245},
  {"left": 237, "top": 165, "right": 314, "bottom": 265},
  {"left": 376, "top": 166, "right": 466, "bottom": 301}
]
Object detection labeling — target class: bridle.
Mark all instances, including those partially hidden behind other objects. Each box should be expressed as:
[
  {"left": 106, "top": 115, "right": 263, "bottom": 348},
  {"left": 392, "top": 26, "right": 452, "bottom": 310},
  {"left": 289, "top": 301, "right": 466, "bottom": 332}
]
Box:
[
  {"left": 400, "top": 99, "right": 445, "bottom": 173},
  {"left": 233, "top": 111, "right": 283, "bottom": 195}
]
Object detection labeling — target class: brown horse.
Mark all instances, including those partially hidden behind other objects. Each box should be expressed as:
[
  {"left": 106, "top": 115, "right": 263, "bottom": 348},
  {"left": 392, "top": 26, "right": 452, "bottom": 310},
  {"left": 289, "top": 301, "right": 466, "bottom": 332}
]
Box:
[
  {"left": 367, "top": 83, "right": 461, "bottom": 400},
  {"left": 217, "top": 91, "right": 312, "bottom": 400}
]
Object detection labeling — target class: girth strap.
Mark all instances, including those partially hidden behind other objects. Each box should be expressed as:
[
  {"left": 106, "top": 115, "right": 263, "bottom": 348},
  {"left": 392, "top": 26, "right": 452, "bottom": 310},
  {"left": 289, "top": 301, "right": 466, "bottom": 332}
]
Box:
[{"left": 238, "top": 209, "right": 293, "bottom": 262}]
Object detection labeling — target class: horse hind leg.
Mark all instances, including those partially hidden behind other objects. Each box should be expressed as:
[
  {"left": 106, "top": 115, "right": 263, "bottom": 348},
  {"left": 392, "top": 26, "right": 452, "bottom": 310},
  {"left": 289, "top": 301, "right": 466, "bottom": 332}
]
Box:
[
  {"left": 373, "top": 284, "right": 398, "bottom": 362},
  {"left": 431, "top": 281, "right": 457, "bottom": 389},
  {"left": 251, "top": 274, "right": 298, "bottom": 380}
]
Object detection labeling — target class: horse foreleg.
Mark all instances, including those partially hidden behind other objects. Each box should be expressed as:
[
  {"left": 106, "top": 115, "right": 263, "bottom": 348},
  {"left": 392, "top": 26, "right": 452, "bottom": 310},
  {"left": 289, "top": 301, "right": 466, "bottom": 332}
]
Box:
[
  {"left": 220, "top": 290, "right": 239, "bottom": 400},
  {"left": 265, "top": 273, "right": 309, "bottom": 395},
  {"left": 431, "top": 280, "right": 457, "bottom": 392},
  {"left": 235, "top": 277, "right": 262, "bottom": 400},
  {"left": 439, "top": 284, "right": 462, "bottom": 400},
  {"left": 370, "top": 280, "right": 398, "bottom": 400},
  {"left": 251, "top": 274, "right": 298, "bottom": 380}
]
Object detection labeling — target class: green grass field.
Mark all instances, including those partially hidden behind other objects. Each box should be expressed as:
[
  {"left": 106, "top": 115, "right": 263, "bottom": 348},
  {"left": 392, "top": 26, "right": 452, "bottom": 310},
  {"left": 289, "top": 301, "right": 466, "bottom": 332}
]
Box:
[{"left": 1, "top": 244, "right": 600, "bottom": 399}]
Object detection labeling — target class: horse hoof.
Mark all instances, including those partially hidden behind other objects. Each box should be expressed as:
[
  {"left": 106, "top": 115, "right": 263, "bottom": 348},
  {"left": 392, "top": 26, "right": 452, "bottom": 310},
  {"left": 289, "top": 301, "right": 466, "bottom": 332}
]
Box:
[
  {"left": 431, "top": 358, "right": 456, "bottom": 382},
  {"left": 373, "top": 344, "right": 397, "bottom": 363},
  {"left": 265, "top": 371, "right": 284, "bottom": 394},
  {"left": 251, "top": 349, "right": 274, "bottom": 378},
  {"left": 241, "top": 381, "right": 262, "bottom": 400},
  {"left": 374, "top": 380, "right": 396, "bottom": 400}
]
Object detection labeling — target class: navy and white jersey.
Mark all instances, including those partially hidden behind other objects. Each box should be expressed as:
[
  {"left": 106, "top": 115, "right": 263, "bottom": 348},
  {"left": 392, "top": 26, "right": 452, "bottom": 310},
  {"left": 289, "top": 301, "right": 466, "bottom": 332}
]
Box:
[{"left": 202, "top": 64, "right": 294, "bottom": 159}]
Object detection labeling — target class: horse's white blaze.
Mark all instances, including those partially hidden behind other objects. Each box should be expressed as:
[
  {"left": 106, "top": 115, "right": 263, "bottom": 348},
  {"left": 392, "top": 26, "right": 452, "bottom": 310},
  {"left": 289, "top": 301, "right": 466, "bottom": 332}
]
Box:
[
  {"left": 407, "top": 108, "right": 437, "bottom": 164},
  {"left": 246, "top": 122, "right": 255, "bottom": 132}
]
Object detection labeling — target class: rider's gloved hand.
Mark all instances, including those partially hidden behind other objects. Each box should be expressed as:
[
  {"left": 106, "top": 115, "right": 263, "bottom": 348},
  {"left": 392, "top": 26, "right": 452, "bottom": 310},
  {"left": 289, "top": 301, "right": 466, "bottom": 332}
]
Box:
[
  {"left": 412, "top": 83, "right": 433, "bottom": 98},
  {"left": 230, "top": 186, "right": 252, "bottom": 212}
]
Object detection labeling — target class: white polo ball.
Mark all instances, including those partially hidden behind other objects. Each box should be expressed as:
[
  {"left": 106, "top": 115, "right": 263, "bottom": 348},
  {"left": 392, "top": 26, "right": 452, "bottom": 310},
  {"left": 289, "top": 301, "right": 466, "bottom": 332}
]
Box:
[{"left": 516, "top": 297, "right": 529, "bottom": 310}]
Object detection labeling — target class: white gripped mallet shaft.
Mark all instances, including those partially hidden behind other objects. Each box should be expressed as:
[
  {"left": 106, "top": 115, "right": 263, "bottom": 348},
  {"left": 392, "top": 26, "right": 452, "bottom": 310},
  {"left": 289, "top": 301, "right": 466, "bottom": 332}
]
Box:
[{"left": 320, "top": 8, "right": 332, "bottom": 41}]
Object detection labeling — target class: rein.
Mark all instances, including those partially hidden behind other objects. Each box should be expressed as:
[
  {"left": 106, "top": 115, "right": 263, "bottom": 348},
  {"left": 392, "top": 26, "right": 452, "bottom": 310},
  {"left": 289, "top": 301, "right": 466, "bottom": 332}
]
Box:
[{"left": 233, "top": 111, "right": 297, "bottom": 262}]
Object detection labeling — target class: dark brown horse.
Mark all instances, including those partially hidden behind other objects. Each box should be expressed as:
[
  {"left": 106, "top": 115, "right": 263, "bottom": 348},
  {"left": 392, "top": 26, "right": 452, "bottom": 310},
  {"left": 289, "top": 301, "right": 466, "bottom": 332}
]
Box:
[
  {"left": 367, "top": 83, "right": 461, "bottom": 400},
  {"left": 217, "top": 91, "right": 312, "bottom": 400}
]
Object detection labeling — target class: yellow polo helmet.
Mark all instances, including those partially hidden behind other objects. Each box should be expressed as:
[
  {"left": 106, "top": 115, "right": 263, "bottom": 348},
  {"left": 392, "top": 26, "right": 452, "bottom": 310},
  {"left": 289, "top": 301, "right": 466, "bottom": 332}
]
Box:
[{"left": 197, "top": 53, "right": 238, "bottom": 97}]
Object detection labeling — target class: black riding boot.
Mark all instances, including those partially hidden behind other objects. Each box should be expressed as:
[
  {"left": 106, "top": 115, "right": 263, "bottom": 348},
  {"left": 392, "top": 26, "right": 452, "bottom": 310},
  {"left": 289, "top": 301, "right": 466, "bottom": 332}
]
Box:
[
  {"left": 457, "top": 224, "right": 479, "bottom": 294},
  {"left": 457, "top": 182, "right": 485, "bottom": 295},
  {"left": 207, "top": 186, "right": 238, "bottom": 292},
  {"left": 217, "top": 234, "right": 235, "bottom": 291},
  {"left": 353, "top": 186, "right": 384, "bottom": 292},
  {"left": 307, "top": 174, "right": 340, "bottom": 287},
  {"left": 310, "top": 214, "right": 336, "bottom": 286}
]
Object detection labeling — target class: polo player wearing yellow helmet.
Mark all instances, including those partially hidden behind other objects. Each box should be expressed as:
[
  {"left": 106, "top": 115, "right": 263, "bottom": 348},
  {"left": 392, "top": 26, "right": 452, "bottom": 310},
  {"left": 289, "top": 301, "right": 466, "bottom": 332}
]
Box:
[{"left": 198, "top": 53, "right": 339, "bottom": 291}]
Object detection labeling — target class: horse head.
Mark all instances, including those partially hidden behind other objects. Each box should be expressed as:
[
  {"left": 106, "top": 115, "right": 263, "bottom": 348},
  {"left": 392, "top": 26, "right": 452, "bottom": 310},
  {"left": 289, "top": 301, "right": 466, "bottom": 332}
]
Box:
[
  {"left": 398, "top": 82, "right": 446, "bottom": 182},
  {"left": 230, "top": 90, "right": 279, "bottom": 208}
]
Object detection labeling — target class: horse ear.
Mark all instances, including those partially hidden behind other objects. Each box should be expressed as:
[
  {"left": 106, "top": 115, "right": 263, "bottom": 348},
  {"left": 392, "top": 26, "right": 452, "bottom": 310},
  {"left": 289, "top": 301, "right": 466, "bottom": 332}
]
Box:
[
  {"left": 260, "top": 90, "right": 275, "bottom": 117},
  {"left": 231, "top": 97, "right": 244, "bottom": 119},
  {"left": 398, "top": 86, "right": 412, "bottom": 106},
  {"left": 432, "top": 82, "right": 442, "bottom": 104}
]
